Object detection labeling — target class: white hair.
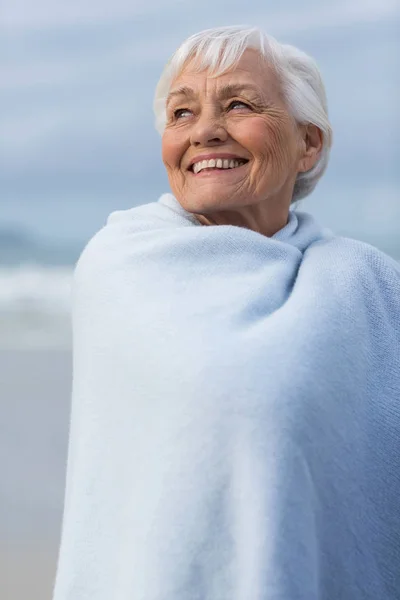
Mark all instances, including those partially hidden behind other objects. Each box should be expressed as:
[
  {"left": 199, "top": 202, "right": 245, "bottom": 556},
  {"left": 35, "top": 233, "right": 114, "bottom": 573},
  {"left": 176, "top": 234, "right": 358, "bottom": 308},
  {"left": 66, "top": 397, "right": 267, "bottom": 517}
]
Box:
[{"left": 153, "top": 25, "right": 333, "bottom": 203}]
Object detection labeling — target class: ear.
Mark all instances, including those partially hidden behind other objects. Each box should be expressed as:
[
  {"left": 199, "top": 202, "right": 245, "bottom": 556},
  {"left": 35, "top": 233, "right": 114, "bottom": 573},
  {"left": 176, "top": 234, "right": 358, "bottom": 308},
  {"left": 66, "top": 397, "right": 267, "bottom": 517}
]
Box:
[{"left": 297, "top": 124, "right": 323, "bottom": 173}]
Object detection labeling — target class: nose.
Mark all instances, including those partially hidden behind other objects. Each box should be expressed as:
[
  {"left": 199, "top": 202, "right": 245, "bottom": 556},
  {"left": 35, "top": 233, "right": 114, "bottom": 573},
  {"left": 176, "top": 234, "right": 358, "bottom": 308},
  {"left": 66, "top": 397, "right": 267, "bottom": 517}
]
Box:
[{"left": 189, "top": 109, "right": 228, "bottom": 147}]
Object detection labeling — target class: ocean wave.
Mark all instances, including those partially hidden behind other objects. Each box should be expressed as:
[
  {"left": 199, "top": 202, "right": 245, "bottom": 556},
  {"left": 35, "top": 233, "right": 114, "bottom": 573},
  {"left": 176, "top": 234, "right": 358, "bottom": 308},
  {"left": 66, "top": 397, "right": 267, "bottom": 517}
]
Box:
[{"left": 0, "top": 264, "right": 73, "bottom": 349}]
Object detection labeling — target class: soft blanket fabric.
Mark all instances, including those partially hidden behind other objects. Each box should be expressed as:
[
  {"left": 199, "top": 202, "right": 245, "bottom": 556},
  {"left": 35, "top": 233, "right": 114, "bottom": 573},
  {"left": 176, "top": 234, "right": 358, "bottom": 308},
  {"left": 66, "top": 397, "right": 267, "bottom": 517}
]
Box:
[{"left": 53, "top": 193, "right": 400, "bottom": 600}]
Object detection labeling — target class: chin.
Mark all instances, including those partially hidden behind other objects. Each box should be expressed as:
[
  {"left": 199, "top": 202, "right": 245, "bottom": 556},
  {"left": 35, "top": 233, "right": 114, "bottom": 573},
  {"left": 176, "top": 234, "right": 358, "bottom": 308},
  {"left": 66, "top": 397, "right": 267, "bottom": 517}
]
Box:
[{"left": 183, "top": 191, "right": 241, "bottom": 213}]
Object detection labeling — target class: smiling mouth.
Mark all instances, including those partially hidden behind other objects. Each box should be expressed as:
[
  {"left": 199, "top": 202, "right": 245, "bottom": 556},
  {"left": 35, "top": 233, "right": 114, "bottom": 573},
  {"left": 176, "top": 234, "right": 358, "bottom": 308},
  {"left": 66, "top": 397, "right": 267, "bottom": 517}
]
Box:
[{"left": 189, "top": 158, "right": 249, "bottom": 174}]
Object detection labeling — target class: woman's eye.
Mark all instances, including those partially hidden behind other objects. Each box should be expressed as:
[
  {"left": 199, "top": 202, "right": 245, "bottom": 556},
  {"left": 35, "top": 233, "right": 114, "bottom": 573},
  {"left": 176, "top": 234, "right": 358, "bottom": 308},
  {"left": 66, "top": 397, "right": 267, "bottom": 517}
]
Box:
[
  {"left": 229, "top": 100, "right": 251, "bottom": 110},
  {"left": 174, "top": 108, "right": 192, "bottom": 119}
]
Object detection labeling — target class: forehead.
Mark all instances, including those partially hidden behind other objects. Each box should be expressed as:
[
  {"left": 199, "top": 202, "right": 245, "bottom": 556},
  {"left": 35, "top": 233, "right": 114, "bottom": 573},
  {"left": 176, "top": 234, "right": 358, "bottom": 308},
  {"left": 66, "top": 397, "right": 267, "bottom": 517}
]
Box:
[{"left": 170, "top": 48, "right": 281, "bottom": 99}]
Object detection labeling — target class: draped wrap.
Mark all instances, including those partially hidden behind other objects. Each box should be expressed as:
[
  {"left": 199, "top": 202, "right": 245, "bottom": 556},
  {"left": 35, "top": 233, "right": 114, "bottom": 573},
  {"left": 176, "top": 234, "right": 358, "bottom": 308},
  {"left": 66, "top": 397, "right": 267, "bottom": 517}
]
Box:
[{"left": 53, "top": 193, "right": 400, "bottom": 600}]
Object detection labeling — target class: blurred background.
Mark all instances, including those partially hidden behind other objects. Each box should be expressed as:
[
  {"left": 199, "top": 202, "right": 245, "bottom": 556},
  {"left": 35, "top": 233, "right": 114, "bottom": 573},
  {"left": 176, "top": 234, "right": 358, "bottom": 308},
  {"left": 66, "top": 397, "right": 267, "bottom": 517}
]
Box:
[{"left": 1, "top": 0, "right": 399, "bottom": 598}]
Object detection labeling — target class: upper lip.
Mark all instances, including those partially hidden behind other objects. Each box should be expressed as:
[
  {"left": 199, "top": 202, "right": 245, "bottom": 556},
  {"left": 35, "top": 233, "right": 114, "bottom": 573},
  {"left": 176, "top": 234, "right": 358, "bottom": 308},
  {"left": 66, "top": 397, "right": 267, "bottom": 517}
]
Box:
[{"left": 187, "top": 153, "right": 248, "bottom": 171}]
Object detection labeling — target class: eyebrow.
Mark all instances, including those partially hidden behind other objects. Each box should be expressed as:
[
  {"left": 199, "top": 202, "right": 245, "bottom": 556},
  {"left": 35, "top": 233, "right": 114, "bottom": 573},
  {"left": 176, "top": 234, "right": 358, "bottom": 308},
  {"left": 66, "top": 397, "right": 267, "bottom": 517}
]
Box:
[
  {"left": 166, "top": 83, "right": 266, "bottom": 105},
  {"left": 166, "top": 86, "right": 196, "bottom": 105},
  {"left": 218, "top": 84, "right": 265, "bottom": 101}
]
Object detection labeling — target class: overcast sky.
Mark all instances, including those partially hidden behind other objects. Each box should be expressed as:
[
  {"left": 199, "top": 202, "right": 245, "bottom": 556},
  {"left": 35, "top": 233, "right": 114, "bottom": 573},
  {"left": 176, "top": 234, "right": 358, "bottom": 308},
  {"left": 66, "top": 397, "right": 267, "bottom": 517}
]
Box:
[{"left": 1, "top": 0, "right": 399, "bottom": 246}]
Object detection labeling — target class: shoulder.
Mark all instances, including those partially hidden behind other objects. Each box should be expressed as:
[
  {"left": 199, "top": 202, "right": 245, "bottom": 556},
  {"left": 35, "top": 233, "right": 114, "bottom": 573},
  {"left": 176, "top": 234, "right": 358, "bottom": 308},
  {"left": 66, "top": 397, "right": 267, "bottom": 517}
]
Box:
[
  {"left": 72, "top": 202, "right": 160, "bottom": 278},
  {"left": 312, "top": 235, "right": 400, "bottom": 279},
  {"left": 305, "top": 235, "right": 400, "bottom": 315},
  {"left": 71, "top": 196, "right": 193, "bottom": 290},
  {"left": 73, "top": 195, "right": 201, "bottom": 280}
]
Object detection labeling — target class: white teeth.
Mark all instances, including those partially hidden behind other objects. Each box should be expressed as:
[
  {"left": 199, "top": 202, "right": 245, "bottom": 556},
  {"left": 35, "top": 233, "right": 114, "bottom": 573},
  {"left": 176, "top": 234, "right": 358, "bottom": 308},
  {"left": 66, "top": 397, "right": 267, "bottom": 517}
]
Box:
[{"left": 192, "top": 158, "right": 246, "bottom": 174}]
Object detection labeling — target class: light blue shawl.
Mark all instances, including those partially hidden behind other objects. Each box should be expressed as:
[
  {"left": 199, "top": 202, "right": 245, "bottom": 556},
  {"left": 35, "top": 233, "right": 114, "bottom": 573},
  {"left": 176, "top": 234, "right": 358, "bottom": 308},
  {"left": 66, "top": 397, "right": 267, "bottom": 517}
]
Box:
[{"left": 53, "top": 193, "right": 400, "bottom": 599}]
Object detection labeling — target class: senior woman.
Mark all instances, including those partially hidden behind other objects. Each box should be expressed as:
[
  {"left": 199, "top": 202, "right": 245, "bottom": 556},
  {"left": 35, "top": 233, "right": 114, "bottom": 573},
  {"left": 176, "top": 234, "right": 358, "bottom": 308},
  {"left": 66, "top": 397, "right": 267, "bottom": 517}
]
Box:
[{"left": 52, "top": 26, "right": 400, "bottom": 600}]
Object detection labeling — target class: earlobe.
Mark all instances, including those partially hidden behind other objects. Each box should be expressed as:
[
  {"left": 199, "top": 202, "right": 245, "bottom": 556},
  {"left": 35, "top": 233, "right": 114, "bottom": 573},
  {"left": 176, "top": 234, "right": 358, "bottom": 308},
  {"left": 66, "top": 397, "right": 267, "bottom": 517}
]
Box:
[
  {"left": 298, "top": 150, "right": 319, "bottom": 174},
  {"left": 298, "top": 157, "right": 311, "bottom": 174}
]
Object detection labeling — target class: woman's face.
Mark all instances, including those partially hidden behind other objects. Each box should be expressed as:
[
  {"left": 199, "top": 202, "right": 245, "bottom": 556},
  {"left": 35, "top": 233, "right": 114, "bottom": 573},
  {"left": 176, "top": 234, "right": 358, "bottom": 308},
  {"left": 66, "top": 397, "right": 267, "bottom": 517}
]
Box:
[{"left": 162, "top": 49, "right": 320, "bottom": 233}]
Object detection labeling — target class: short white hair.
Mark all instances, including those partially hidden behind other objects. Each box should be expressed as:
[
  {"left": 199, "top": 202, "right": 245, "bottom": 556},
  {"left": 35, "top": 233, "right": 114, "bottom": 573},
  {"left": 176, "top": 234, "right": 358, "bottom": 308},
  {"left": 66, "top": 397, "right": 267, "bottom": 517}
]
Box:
[{"left": 153, "top": 25, "right": 333, "bottom": 203}]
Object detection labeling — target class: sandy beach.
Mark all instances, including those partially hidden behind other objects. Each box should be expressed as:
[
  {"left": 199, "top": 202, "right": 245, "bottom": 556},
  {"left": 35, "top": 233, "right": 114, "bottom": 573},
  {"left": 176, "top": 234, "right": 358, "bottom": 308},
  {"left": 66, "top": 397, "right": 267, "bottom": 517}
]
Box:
[
  {"left": 1, "top": 543, "right": 59, "bottom": 600},
  {"left": 0, "top": 349, "right": 72, "bottom": 600}
]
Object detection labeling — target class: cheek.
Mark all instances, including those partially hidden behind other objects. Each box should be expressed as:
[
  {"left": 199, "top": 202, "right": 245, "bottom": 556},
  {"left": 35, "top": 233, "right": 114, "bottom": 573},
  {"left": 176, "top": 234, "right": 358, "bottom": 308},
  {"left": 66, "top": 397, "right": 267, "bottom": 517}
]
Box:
[
  {"left": 161, "top": 132, "right": 184, "bottom": 169},
  {"left": 236, "top": 117, "right": 297, "bottom": 168},
  {"left": 232, "top": 119, "right": 267, "bottom": 157}
]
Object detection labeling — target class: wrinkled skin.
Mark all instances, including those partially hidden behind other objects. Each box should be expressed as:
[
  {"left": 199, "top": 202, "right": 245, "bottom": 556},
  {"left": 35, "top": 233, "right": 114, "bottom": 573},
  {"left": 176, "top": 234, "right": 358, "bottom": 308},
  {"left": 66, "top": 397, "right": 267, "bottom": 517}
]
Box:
[{"left": 162, "top": 49, "right": 323, "bottom": 236}]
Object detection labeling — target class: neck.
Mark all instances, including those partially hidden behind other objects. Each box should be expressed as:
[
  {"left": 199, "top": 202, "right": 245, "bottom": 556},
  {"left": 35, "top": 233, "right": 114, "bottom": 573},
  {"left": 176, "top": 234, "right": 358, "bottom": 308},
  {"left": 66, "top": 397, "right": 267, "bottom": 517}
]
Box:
[{"left": 193, "top": 203, "right": 291, "bottom": 237}]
